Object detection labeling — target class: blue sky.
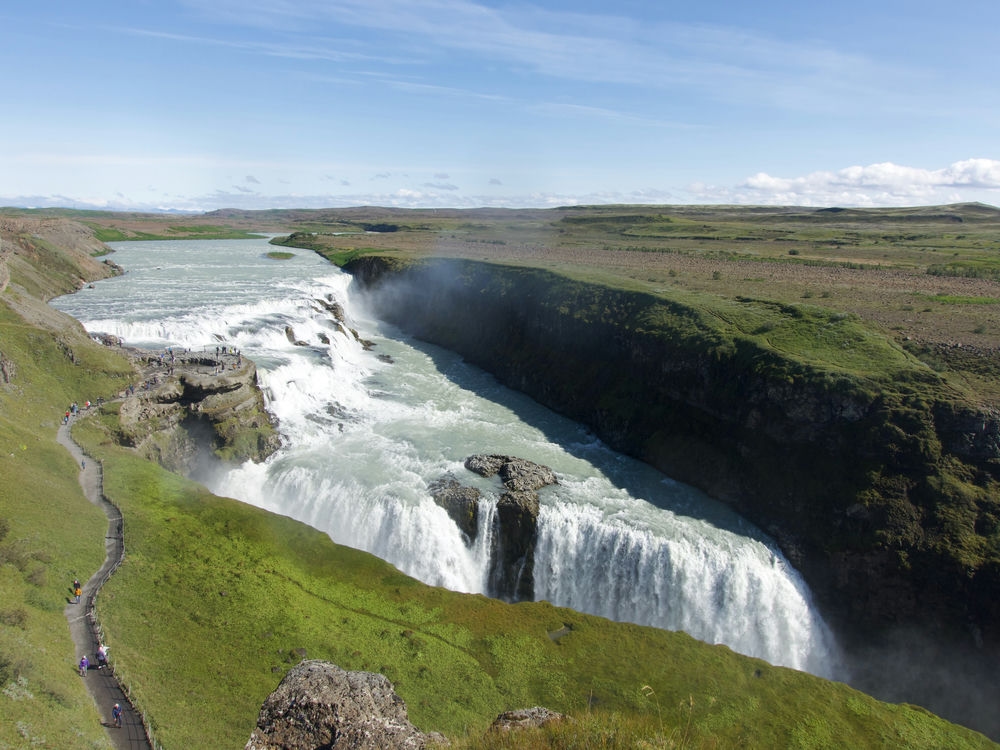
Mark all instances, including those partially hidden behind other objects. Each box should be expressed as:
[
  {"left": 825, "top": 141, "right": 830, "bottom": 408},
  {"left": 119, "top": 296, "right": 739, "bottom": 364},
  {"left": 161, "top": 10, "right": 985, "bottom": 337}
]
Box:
[{"left": 2, "top": 0, "right": 999, "bottom": 211}]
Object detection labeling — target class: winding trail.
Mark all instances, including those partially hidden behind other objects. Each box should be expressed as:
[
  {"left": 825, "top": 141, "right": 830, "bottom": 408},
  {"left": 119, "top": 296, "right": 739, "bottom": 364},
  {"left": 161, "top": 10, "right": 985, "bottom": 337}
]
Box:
[{"left": 58, "top": 414, "right": 153, "bottom": 750}]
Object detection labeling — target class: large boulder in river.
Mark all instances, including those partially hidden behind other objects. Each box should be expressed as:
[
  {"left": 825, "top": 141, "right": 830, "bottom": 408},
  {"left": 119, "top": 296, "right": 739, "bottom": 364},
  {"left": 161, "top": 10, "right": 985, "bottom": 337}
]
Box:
[
  {"left": 490, "top": 490, "right": 541, "bottom": 601},
  {"left": 464, "top": 454, "right": 557, "bottom": 491},
  {"left": 245, "top": 660, "right": 439, "bottom": 750}
]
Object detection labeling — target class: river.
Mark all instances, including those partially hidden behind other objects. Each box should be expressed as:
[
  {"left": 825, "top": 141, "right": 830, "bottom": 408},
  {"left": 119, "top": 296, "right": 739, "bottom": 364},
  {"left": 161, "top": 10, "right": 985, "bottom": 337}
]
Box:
[{"left": 52, "top": 237, "right": 841, "bottom": 678}]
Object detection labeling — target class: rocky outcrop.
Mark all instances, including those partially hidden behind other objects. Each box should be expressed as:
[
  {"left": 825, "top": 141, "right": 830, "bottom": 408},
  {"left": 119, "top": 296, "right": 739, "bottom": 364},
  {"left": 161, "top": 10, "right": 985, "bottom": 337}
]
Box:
[
  {"left": 489, "top": 491, "right": 541, "bottom": 601},
  {"left": 428, "top": 476, "right": 481, "bottom": 542},
  {"left": 117, "top": 351, "right": 280, "bottom": 476},
  {"left": 0, "top": 350, "right": 14, "bottom": 384},
  {"left": 245, "top": 660, "right": 440, "bottom": 750},
  {"left": 430, "top": 456, "right": 558, "bottom": 601},
  {"left": 464, "top": 454, "right": 557, "bottom": 601},
  {"left": 490, "top": 707, "right": 566, "bottom": 733}
]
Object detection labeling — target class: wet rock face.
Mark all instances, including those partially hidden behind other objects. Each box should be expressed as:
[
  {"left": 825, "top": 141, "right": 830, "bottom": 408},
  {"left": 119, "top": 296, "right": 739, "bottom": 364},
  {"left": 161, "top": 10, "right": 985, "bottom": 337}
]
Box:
[
  {"left": 490, "top": 490, "right": 541, "bottom": 601},
  {"left": 428, "top": 476, "right": 481, "bottom": 543},
  {"left": 245, "top": 660, "right": 436, "bottom": 750}
]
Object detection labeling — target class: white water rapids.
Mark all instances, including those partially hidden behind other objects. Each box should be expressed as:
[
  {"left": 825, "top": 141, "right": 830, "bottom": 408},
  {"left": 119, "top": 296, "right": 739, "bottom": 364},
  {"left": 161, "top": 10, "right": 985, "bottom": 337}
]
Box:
[{"left": 52, "top": 237, "right": 841, "bottom": 678}]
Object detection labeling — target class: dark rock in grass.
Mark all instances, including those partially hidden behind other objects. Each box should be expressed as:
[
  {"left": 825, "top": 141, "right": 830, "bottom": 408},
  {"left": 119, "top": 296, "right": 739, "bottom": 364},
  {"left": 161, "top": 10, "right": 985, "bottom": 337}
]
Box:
[
  {"left": 245, "top": 660, "right": 440, "bottom": 750},
  {"left": 490, "top": 707, "right": 566, "bottom": 733}
]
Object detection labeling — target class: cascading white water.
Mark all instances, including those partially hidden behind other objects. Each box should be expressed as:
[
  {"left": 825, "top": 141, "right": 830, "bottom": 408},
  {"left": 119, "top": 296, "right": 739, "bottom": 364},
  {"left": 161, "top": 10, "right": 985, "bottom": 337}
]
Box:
[{"left": 52, "top": 237, "right": 842, "bottom": 679}]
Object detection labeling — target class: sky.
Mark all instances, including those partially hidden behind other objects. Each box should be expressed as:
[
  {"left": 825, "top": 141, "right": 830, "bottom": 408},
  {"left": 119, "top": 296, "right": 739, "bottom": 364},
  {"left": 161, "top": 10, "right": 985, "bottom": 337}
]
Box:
[{"left": 2, "top": 0, "right": 1000, "bottom": 212}]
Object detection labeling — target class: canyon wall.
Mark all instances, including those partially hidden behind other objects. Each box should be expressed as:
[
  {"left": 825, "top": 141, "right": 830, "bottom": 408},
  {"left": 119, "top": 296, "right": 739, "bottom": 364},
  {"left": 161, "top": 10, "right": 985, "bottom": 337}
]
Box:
[{"left": 344, "top": 256, "right": 1000, "bottom": 650}]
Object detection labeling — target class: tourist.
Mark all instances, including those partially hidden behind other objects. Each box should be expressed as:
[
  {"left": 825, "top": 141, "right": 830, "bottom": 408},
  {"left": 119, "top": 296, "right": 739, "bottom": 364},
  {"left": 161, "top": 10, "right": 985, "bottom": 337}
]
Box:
[
  {"left": 112, "top": 703, "right": 122, "bottom": 728},
  {"left": 79, "top": 655, "right": 88, "bottom": 676}
]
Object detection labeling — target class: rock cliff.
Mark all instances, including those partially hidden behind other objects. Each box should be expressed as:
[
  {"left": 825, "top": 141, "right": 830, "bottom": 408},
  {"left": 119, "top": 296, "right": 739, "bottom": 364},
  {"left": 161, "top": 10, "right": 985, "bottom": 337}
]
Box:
[
  {"left": 343, "top": 256, "right": 1000, "bottom": 651},
  {"left": 116, "top": 349, "right": 280, "bottom": 476}
]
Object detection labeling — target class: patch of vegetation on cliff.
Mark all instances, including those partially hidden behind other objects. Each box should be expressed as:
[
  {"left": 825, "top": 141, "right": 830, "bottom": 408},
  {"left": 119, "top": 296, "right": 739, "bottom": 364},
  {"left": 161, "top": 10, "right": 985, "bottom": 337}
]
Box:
[
  {"left": 270, "top": 232, "right": 400, "bottom": 267},
  {"left": 211, "top": 409, "right": 280, "bottom": 464}
]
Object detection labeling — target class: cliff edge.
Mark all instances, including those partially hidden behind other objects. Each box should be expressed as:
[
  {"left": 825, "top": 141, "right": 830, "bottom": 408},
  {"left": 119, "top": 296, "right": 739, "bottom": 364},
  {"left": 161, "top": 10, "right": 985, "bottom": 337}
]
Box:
[{"left": 113, "top": 346, "right": 281, "bottom": 476}]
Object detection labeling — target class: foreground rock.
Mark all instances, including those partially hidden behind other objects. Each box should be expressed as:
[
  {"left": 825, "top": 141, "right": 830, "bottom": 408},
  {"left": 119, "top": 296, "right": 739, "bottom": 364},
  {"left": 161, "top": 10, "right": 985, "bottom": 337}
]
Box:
[{"left": 245, "top": 661, "right": 440, "bottom": 750}]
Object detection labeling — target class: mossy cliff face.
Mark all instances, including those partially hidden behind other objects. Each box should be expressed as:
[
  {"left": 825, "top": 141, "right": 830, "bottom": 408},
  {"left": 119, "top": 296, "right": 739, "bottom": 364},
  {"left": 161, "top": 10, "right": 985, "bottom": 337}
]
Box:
[{"left": 344, "top": 256, "right": 1000, "bottom": 646}]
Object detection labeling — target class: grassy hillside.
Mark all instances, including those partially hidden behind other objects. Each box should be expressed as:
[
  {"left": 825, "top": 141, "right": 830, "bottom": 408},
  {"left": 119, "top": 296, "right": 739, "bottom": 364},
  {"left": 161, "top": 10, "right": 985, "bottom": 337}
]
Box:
[
  {"left": 73, "top": 416, "right": 999, "bottom": 750},
  {"left": 1, "top": 210, "right": 998, "bottom": 749},
  {"left": 0, "top": 226, "right": 135, "bottom": 747}
]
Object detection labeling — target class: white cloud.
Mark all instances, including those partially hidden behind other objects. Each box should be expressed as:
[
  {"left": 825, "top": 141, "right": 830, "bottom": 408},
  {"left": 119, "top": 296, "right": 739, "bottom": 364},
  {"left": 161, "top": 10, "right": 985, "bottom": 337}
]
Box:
[
  {"left": 4, "top": 158, "right": 998, "bottom": 213},
  {"left": 690, "top": 159, "right": 1000, "bottom": 207}
]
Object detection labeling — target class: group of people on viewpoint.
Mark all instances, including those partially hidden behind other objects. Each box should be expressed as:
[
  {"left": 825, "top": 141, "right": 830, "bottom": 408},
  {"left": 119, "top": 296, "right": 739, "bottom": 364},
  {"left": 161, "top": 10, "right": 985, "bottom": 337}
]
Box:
[{"left": 62, "top": 399, "right": 101, "bottom": 425}]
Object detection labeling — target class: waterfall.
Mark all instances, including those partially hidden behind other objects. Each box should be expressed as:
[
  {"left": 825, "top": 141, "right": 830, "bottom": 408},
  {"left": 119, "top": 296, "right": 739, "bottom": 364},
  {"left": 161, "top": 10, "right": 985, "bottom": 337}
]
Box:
[
  {"left": 533, "top": 501, "right": 837, "bottom": 676},
  {"left": 51, "top": 238, "right": 842, "bottom": 680}
]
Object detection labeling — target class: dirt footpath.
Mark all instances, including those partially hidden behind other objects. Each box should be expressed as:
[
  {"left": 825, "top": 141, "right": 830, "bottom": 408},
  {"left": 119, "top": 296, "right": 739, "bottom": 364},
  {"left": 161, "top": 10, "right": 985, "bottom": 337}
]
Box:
[{"left": 58, "top": 415, "right": 153, "bottom": 750}]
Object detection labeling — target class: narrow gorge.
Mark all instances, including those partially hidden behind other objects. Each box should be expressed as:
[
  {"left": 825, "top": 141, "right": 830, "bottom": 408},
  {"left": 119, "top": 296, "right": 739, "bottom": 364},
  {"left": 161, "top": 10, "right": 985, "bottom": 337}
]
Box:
[{"left": 343, "top": 254, "right": 1000, "bottom": 732}]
